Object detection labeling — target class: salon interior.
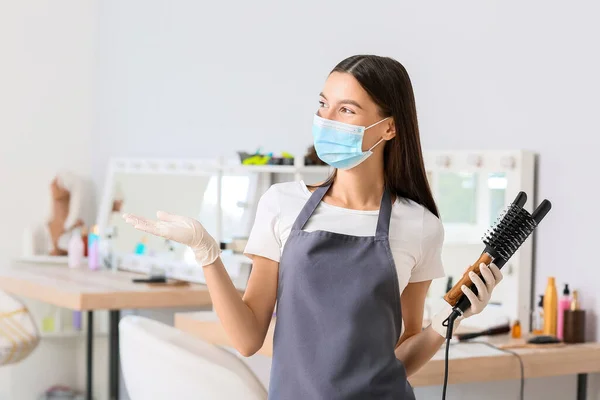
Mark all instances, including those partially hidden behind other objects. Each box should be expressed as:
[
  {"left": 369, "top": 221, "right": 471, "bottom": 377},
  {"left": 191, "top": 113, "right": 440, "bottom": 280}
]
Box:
[{"left": 1, "top": 2, "right": 599, "bottom": 400}]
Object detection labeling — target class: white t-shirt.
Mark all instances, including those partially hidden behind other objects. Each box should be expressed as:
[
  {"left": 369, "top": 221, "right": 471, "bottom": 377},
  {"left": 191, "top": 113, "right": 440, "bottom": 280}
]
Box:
[{"left": 243, "top": 181, "right": 446, "bottom": 295}]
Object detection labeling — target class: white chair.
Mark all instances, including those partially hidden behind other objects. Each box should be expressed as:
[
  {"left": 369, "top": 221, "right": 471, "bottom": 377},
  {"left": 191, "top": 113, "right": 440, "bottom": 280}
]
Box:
[{"left": 119, "top": 315, "right": 268, "bottom": 400}]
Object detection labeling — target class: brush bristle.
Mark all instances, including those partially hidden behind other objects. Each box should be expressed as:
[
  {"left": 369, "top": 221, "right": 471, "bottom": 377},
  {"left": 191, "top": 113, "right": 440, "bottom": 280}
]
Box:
[{"left": 483, "top": 203, "right": 537, "bottom": 260}]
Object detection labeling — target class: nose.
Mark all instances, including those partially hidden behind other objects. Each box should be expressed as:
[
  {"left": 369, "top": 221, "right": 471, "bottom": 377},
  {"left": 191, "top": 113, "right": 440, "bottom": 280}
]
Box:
[{"left": 317, "top": 107, "right": 336, "bottom": 121}]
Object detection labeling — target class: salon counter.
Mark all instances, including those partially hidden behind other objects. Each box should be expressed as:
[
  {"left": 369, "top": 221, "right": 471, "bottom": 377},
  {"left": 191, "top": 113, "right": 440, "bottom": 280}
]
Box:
[
  {"left": 0, "top": 263, "right": 222, "bottom": 400},
  {"left": 174, "top": 311, "right": 600, "bottom": 388}
]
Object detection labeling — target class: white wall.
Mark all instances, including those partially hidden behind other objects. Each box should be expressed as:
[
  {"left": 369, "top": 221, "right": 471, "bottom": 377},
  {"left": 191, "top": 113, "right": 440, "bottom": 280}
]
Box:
[
  {"left": 93, "top": 1, "right": 600, "bottom": 399},
  {"left": 1, "top": 1, "right": 593, "bottom": 399},
  {"left": 94, "top": 0, "right": 600, "bottom": 331},
  {"left": 0, "top": 0, "right": 95, "bottom": 399}
]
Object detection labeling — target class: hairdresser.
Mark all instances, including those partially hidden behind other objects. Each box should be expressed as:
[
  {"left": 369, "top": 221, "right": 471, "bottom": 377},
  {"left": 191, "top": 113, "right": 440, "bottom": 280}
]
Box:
[{"left": 123, "top": 55, "right": 503, "bottom": 399}]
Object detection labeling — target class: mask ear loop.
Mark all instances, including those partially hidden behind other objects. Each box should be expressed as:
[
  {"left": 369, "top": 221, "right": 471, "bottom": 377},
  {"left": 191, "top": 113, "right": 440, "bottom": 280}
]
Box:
[
  {"left": 365, "top": 117, "right": 390, "bottom": 151},
  {"left": 365, "top": 116, "right": 390, "bottom": 130},
  {"left": 365, "top": 116, "right": 391, "bottom": 151},
  {"left": 368, "top": 137, "right": 385, "bottom": 152}
]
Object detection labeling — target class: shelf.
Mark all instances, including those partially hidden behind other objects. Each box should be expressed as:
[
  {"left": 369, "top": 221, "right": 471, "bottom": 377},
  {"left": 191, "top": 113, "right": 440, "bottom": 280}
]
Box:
[
  {"left": 40, "top": 330, "right": 108, "bottom": 339},
  {"left": 16, "top": 255, "right": 88, "bottom": 265},
  {"left": 298, "top": 166, "right": 332, "bottom": 173},
  {"left": 40, "top": 330, "right": 85, "bottom": 339},
  {"left": 220, "top": 164, "right": 331, "bottom": 174}
]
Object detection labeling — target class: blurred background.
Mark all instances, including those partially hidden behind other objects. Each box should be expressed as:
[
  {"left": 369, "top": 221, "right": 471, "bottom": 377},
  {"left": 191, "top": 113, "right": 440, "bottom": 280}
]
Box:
[{"left": 1, "top": 1, "right": 598, "bottom": 399}]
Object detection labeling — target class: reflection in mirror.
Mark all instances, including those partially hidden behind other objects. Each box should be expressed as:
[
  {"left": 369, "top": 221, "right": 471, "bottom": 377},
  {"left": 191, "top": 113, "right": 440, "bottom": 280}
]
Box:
[
  {"left": 437, "top": 172, "right": 478, "bottom": 224},
  {"left": 426, "top": 172, "right": 511, "bottom": 330},
  {"left": 98, "top": 164, "right": 259, "bottom": 289},
  {"left": 419, "top": 151, "right": 536, "bottom": 332},
  {"left": 106, "top": 172, "right": 217, "bottom": 267},
  {"left": 488, "top": 172, "right": 507, "bottom": 226}
]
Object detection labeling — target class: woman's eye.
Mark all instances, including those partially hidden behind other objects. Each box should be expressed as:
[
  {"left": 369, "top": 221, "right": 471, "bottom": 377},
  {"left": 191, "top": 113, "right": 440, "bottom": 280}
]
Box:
[
  {"left": 341, "top": 107, "right": 355, "bottom": 114},
  {"left": 318, "top": 100, "right": 327, "bottom": 108}
]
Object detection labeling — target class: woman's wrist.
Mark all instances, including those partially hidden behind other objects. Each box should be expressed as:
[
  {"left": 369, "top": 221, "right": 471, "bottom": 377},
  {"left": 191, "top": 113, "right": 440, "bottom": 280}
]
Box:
[
  {"left": 430, "top": 303, "right": 464, "bottom": 338},
  {"left": 200, "top": 255, "right": 224, "bottom": 269},
  {"left": 194, "top": 244, "right": 221, "bottom": 267}
]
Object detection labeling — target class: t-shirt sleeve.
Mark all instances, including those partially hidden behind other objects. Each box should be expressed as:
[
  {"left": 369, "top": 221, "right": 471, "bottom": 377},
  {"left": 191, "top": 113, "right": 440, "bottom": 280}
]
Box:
[
  {"left": 409, "top": 209, "right": 446, "bottom": 282},
  {"left": 243, "top": 185, "right": 282, "bottom": 262}
]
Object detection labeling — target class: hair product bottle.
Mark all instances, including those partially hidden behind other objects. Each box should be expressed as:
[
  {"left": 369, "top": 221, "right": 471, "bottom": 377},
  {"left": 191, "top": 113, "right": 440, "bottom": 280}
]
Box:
[
  {"left": 67, "top": 228, "right": 84, "bottom": 269},
  {"left": 543, "top": 277, "right": 558, "bottom": 336},
  {"left": 557, "top": 283, "right": 571, "bottom": 340},
  {"left": 88, "top": 225, "right": 100, "bottom": 270}
]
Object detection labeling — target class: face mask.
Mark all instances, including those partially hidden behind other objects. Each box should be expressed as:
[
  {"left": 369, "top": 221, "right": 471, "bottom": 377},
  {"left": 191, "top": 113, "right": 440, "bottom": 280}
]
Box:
[{"left": 312, "top": 114, "right": 390, "bottom": 170}]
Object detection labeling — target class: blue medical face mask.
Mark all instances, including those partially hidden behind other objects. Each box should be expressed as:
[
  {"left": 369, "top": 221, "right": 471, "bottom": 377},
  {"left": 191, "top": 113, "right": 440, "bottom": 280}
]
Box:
[{"left": 312, "top": 114, "right": 390, "bottom": 170}]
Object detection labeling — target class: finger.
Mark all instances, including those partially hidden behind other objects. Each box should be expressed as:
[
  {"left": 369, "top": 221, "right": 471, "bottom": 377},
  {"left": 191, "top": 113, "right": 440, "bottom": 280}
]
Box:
[
  {"left": 479, "top": 263, "right": 496, "bottom": 293},
  {"left": 461, "top": 285, "right": 480, "bottom": 307},
  {"left": 157, "top": 211, "right": 181, "bottom": 222},
  {"left": 468, "top": 270, "right": 488, "bottom": 301},
  {"left": 489, "top": 263, "right": 503, "bottom": 283},
  {"left": 125, "top": 215, "right": 160, "bottom": 235},
  {"left": 122, "top": 214, "right": 151, "bottom": 227}
]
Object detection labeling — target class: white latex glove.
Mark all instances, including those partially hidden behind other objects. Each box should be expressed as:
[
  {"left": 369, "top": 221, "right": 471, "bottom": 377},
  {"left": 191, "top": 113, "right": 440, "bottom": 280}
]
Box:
[
  {"left": 122, "top": 211, "right": 221, "bottom": 266},
  {"left": 431, "top": 263, "right": 503, "bottom": 338}
]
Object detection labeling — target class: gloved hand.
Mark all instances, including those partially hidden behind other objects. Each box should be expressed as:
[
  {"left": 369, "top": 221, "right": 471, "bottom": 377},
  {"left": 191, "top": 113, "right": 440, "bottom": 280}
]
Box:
[
  {"left": 122, "top": 211, "right": 221, "bottom": 266},
  {"left": 431, "top": 262, "right": 503, "bottom": 338}
]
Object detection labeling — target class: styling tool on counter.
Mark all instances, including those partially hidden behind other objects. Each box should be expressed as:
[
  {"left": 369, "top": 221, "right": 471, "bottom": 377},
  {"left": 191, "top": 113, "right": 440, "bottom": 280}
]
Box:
[
  {"left": 440, "top": 192, "right": 552, "bottom": 400},
  {"left": 132, "top": 275, "right": 167, "bottom": 284},
  {"left": 527, "top": 335, "right": 561, "bottom": 345},
  {"left": 456, "top": 323, "right": 511, "bottom": 342}
]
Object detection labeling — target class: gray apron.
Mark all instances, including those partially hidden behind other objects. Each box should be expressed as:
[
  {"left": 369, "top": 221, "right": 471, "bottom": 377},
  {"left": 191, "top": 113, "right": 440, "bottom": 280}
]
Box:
[{"left": 269, "top": 184, "right": 415, "bottom": 399}]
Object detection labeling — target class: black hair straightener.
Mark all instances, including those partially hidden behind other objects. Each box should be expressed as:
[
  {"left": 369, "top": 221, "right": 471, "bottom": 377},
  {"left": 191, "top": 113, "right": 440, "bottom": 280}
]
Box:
[{"left": 440, "top": 192, "right": 552, "bottom": 400}]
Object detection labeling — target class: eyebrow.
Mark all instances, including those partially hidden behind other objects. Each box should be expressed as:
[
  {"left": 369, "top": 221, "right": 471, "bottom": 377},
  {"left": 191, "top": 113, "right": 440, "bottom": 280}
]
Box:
[{"left": 319, "top": 92, "right": 363, "bottom": 110}]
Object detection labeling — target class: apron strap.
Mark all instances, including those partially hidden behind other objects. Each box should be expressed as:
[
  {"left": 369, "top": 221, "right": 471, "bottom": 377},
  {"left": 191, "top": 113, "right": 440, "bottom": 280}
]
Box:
[
  {"left": 293, "top": 183, "right": 393, "bottom": 238},
  {"left": 292, "top": 184, "right": 330, "bottom": 231},
  {"left": 375, "top": 187, "right": 393, "bottom": 239}
]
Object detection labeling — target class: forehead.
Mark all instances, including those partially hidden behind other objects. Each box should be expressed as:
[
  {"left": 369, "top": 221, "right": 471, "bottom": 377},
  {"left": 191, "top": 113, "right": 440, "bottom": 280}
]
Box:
[{"left": 322, "top": 72, "right": 373, "bottom": 105}]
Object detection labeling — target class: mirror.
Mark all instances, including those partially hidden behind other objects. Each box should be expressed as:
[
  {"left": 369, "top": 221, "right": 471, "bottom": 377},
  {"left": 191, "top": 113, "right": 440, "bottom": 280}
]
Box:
[
  {"left": 423, "top": 151, "right": 536, "bottom": 331},
  {"left": 96, "top": 159, "right": 261, "bottom": 288},
  {"left": 105, "top": 171, "right": 217, "bottom": 266}
]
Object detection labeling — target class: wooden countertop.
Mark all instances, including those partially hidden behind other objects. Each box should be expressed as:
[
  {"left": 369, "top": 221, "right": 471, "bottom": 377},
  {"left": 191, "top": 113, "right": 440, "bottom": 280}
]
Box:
[
  {"left": 175, "top": 311, "right": 600, "bottom": 387},
  {"left": 0, "top": 263, "right": 217, "bottom": 311}
]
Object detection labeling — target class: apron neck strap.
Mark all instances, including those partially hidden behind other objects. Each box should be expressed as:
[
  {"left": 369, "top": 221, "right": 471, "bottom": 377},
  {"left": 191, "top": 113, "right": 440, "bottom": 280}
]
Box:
[
  {"left": 292, "top": 184, "right": 330, "bottom": 231},
  {"left": 293, "top": 183, "right": 393, "bottom": 239},
  {"left": 375, "top": 187, "right": 392, "bottom": 239}
]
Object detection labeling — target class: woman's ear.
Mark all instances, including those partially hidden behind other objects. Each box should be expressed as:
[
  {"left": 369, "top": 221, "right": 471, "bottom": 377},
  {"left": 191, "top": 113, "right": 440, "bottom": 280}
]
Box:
[{"left": 384, "top": 118, "right": 396, "bottom": 140}]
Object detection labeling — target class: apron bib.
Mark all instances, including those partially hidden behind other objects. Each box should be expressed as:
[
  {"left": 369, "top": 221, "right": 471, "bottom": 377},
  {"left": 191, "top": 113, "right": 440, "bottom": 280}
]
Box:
[{"left": 269, "top": 184, "right": 415, "bottom": 399}]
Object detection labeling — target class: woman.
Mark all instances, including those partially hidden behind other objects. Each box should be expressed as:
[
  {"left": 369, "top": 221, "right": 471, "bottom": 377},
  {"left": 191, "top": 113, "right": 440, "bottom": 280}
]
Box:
[{"left": 123, "top": 55, "right": 502, "bottom": 399}]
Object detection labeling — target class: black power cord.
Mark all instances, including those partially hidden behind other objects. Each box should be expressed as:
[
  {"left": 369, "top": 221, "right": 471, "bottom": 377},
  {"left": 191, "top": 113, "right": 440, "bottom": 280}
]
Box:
[
  {"left": 441, "top": 309, "right": 461, "bottom": 400},
  {"left": 473, "top": 341, "right": 524, "bottom": 400},
  {"left": 440, "top": 310, "right": 525, "bottom": 400}
]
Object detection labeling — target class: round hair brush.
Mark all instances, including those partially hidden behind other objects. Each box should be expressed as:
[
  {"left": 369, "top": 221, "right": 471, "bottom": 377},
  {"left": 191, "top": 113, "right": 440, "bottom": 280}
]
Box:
[
  {"left": 440, "top": 192, "right": 552, "bottom": 400},
  {"left": 444, "top": 192, "right": 552, "bottom": 313}
]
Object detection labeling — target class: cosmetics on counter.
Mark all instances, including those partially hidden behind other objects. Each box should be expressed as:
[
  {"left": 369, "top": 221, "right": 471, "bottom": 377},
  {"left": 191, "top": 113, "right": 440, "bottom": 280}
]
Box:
[
  {"left": 134, "top": 236, "right": 148, "bottom": 255},
  {"left": 67, "top": 228, "right": 84, "bottom": 269},
  {"left": 557, "top": 283, "right": 571, "bottom": 340},
  {"left": 532, "top": 295, "right": 545, "bottom": 335},
  {"left": 543, "top": 277, "right": 558, "bottom": 336},
  {"left": 534, "top": 280, "right": 586, "bottom": 344},
  {"left": 87, "top": 225, "right": 100, "bottom": 270},
  {"left": 511, "top": 320, "right": 522, "bottom": 339},
  {"left": 563, "top": 290, "right": 585, "bottom": 344}
]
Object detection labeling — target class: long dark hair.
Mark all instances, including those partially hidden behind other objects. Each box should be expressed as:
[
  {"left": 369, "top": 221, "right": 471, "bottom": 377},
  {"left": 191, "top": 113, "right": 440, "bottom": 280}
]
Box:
[{"left": 314, "top": 55, "right": 439, "bottom": 218}]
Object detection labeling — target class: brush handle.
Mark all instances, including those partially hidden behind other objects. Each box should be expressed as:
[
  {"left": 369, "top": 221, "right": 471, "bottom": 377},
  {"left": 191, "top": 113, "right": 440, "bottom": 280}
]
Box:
[{"left": 443, "top": 252, "right": 493, "bottom": 306}]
